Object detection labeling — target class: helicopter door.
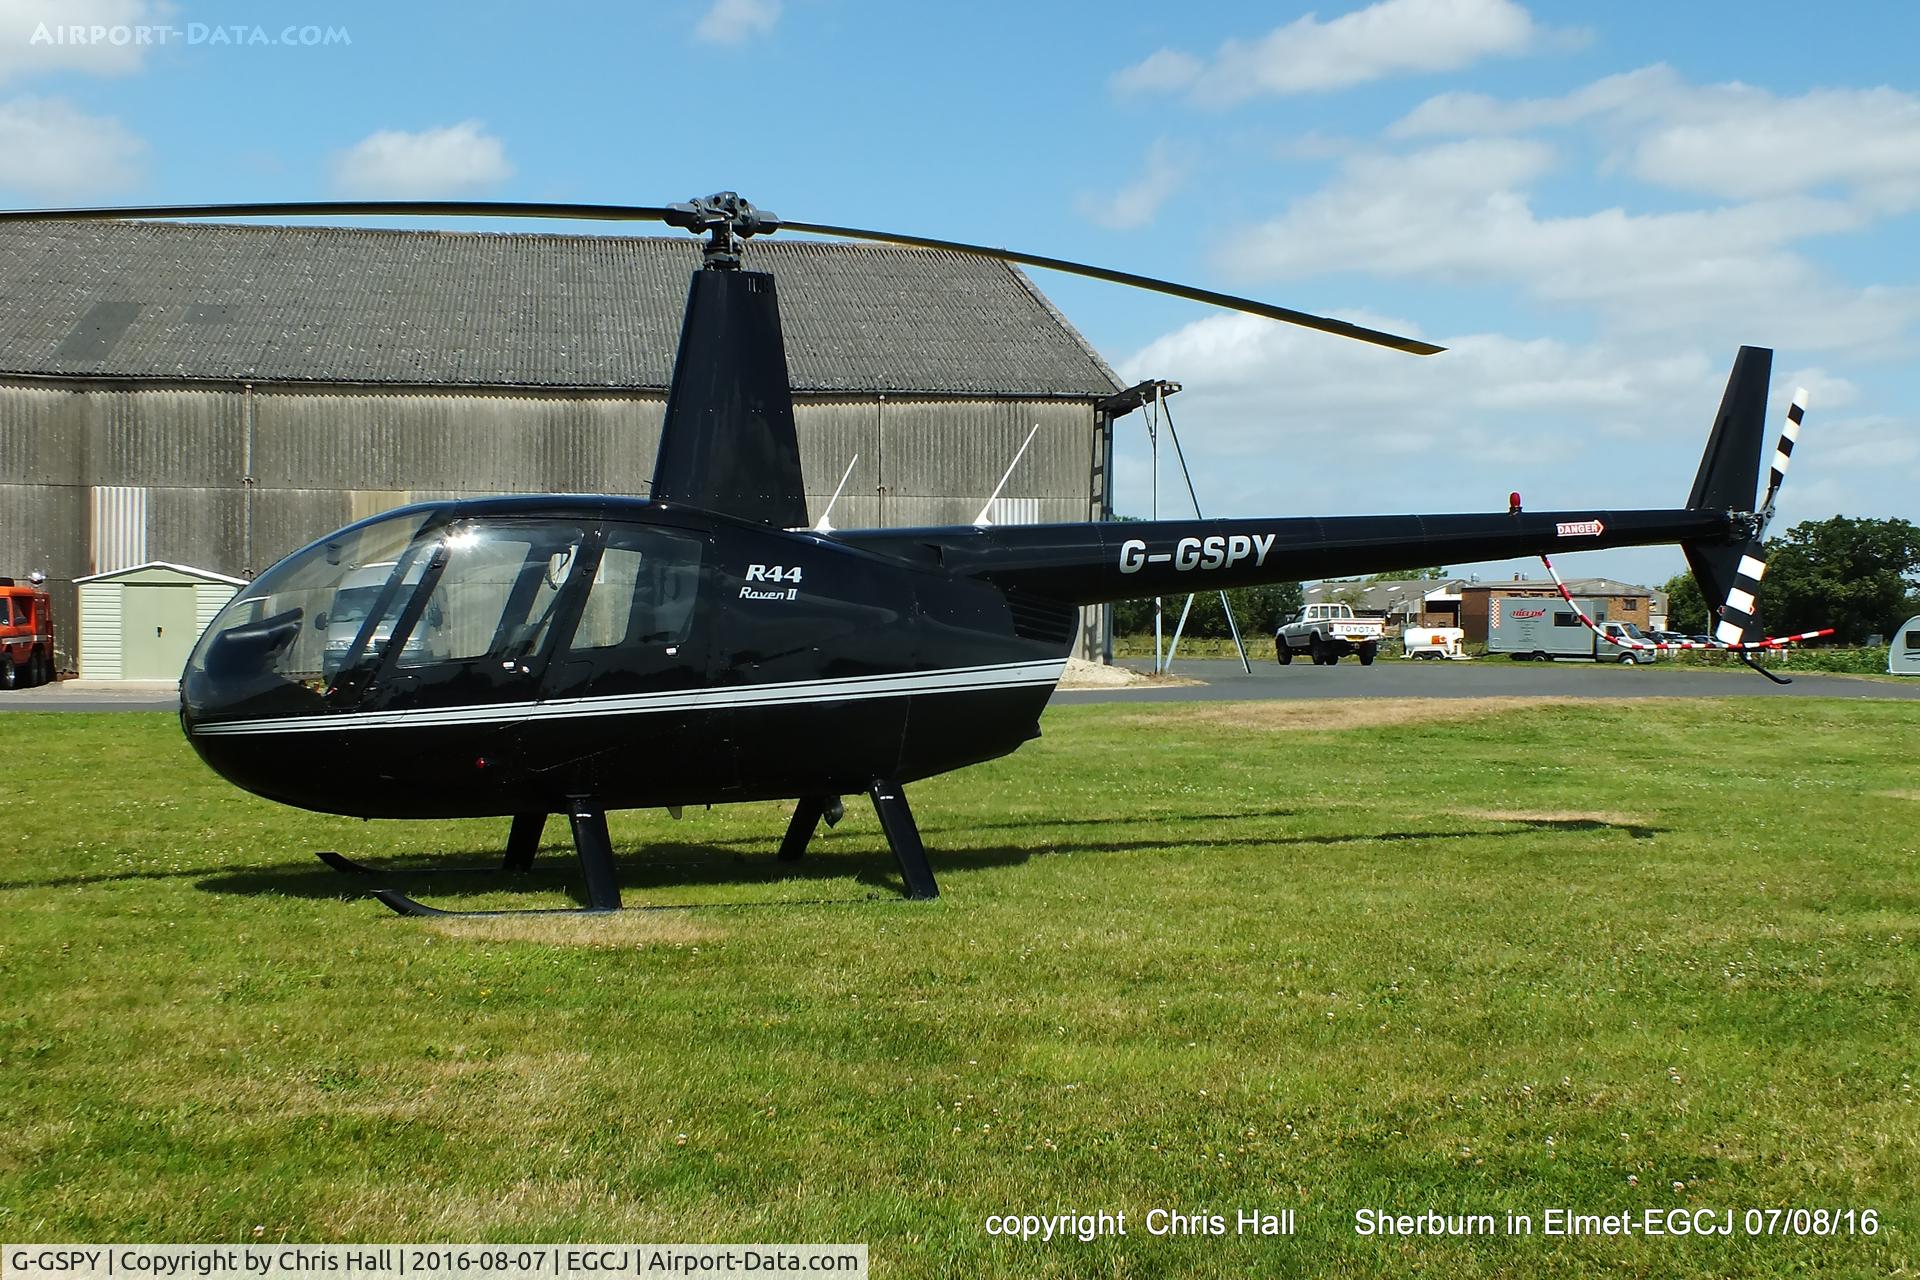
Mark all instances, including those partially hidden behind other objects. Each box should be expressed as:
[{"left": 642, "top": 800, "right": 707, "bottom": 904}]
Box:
[
  {"left": 710, "top": 526, "right": 915, "bottom": 797},
  {"left": 534, "top": 521, "right": 725, "bottom": 802},
  {"left": 357, "top": 519, "right": 592, "bottom": 715}
]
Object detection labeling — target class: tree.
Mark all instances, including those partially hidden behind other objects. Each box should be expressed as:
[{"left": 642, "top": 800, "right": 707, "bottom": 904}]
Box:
[
  {"left": 1366, "top": 567, "right": 1448, "bottom": 582},
  {"left": 1326, "top": 579, "right": 1367, "bottom": 609},
  {"left": 1759, "top": 516, "right": 1920, "bottom": 643},
  {"left": 1660, "top": 518, "right": 1919, "bottom": 642},
  {"left": 1112, "top": 581, "right": 1304, "bottom": 639},
  {"left": 1662, "top": 572, "right": 1708, "bottom": 634}
]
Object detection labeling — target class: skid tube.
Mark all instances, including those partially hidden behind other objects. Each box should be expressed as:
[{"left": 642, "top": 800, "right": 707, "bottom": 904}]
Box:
[
  {"left": 373, "top": 802, "right": 620, "bottom": 917},
  {"left": 317, "top": 813, "right": 549, "bottom": 877}
]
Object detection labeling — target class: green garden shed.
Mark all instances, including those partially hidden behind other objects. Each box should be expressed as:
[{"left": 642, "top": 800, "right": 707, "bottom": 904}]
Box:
[{"left": 75, "top": 562, "right": 246, "bottom": 682}]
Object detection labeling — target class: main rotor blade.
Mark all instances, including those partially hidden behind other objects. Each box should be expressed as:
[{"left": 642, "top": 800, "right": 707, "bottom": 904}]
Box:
[
  {"left": 0, "top": 199, "right": 1442, "bottom": 354},
  {"left": 780, "top": 219, "right": 1444, "bottom": 356},
  {"left": 0, "top": 200, "right": 677, "bottom": 225}
]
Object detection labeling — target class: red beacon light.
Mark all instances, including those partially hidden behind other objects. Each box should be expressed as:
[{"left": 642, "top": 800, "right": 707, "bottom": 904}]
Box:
[{"left": 1508, "top": 491, "right": 1523, "bottom": 515}]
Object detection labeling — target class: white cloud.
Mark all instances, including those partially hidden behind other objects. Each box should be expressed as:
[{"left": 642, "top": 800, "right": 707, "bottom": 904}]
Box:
[
  {"left": 1777, "top": 369, "right": 1857, "bottom": 413},
  {"left": 1112, "top": 311, "right": 1731, "bottom": 516},
  {"left": 1113, "top": 0, "right": 1558, "bottom": 105},
  {"left": 1775, "top": 411, "right": 1920, "bottom": 530},
  {"left": 1077, "top": 140, "right": 1188, "bottom": 231},
  {"left": 1807, "top": 413, "right": 1920, "bottom": 473},
  {"left": 0, "top": 0, "right": 168, "bottom": 85},
  {"left": 1097, "top": 57, "right": 1920, "bottom": 561},
  {"left": 694, "top": 0, "right": 780, "bottom": 45},
  {"left": 1390, "top": 64, "right": 1681, "bottom": 137},
  {"left": 1112, "top": 48, "right": 1203, "bottom": 96},
  {"left": 0, "top": 94, "right": 143, "bottom": 196},
  {"left": 1125, "top": 313, "right": 1713, "bottom": 439},
  {"left": 1394, "top": 64, "right": 1920, "bottom": 209},
  {"left": 1232, "top": 139, "right": 1919, "bottom": 353},
  {"left": 330, "top": 121, "right": 512, "bottom": 198},
  {"left": 1633, "top": 86, "right": 1920, "bottom": 207}
]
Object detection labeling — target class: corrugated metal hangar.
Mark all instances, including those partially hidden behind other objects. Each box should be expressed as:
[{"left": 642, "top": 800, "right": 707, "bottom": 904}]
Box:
[{"left": 0, "top": 220, "right": 1137, "bottom": 674}]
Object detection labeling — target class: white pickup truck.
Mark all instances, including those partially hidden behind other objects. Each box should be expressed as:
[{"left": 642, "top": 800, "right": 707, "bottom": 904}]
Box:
[{"left": 1275, "top": 602, "right": 1384, "bottom": 666}]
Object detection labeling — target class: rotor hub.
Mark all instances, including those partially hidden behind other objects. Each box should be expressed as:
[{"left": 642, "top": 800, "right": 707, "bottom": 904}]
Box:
[{"left": 663, "top": 191, "right": 780, "bottom": 269}]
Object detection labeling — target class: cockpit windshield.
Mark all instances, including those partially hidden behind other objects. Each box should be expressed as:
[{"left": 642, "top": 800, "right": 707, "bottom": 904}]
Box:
[{"left": 184, "top": 510, "right": 433, "bottom": 716}]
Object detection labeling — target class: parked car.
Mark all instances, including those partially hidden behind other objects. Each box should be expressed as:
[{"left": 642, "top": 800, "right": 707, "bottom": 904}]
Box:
[{"left": 1275, "top": 602, "right": 1383, "bottom": 666}]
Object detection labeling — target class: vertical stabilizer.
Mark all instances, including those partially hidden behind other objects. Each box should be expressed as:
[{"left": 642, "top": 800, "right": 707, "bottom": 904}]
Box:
[
  {"left": 649, "top": 268, "right": 809, "bottom": 528},
  {"left": 1687, "top": 345, "right": 1770, "bottom": 515},
  {"left": 1681, "top": 347, "right": 1782, "bottom": 645}
]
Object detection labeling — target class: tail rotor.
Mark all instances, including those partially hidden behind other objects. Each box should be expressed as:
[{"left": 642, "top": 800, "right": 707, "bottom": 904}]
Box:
[
  {"left": 1676, "top": 360, "right": 1832, "bottom": 665},
  {"left": 1705, "top": 383, "right": 1808, "bottom": 647},
  {"left": 1536, "top": 364, "right": 1832, "bottom": 674}
]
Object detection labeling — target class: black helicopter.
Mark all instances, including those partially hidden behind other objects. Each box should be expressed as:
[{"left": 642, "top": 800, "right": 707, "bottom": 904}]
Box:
[{"left": 4, "top": 194, "right": 1803, "bottom": 914}]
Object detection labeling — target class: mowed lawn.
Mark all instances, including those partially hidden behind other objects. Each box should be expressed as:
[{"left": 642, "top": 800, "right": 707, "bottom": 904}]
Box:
[{"left": 1, "top": 696, "right": 1916, "bottom": 1278}]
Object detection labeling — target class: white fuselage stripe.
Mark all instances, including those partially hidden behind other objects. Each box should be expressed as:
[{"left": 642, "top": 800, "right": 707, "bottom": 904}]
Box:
[{"left": 191, "top": 658, "right": 1068, "bottom": 736}]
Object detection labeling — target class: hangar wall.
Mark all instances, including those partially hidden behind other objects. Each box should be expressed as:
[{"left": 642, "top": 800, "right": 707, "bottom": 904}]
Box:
[{"left": 0, "top": 378, "right": 1106, "bottom": 670}]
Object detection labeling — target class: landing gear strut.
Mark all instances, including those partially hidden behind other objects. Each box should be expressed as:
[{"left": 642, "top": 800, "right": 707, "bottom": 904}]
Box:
[
  {"left": 870, "top": 779, "right": 939, "bottom": 900},
  {"left": 779, "top": 789, "right": 934, "bottom": 899},
  {"left": 778, "top": 795, "right": 845, "bottom": 861}
]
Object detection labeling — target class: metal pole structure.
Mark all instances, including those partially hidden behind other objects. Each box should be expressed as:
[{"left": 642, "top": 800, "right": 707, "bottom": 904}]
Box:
[
  {"left": 1150, "top": 386, "right": 1163, "bottom": 674},
  {"left": 1168, "top": 592, "right": 1196, "bottom": 663},
  {"left": 1162, "top": 395, "right": 1254, "bottom": 673}
]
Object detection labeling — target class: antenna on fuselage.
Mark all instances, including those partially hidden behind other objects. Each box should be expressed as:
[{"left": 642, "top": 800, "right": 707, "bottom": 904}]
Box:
[
  {"left": 809, "top": 453, "right": 860, "bottom": 533},
  {"left": 973, "top": 425, "right": 1041, "bottom": 527}
]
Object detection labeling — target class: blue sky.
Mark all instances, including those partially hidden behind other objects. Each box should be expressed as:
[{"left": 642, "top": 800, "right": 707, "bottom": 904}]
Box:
[{"left": 3, "top": 0, "right": 1915, "bottom": 588}]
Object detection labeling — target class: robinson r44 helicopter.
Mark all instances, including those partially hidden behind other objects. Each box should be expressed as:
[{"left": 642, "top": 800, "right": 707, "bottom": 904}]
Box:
[{"left": 4, "top": 194, "right": 1822, "bottom": 915}]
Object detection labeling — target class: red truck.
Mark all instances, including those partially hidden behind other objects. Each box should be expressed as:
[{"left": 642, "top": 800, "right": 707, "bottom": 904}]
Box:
[{"left": 0, "top": 576, "right": 56, "bottom": 688}]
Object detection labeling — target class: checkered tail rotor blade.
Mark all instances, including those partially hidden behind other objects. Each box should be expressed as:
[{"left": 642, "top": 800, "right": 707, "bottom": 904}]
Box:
[
  {"left": 1714, "top": 386, "right": 1807, "bottom": 646},
  {"left": 1758, "top": 387, "right": 1807, "bottom": 527}
]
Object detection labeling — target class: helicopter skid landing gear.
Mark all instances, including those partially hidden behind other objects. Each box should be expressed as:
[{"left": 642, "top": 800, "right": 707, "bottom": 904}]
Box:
[
  {"left": 870, "top": 780, "right": 939, "bottom": 900},
  {"left": 371, "top": 801, "right": 621, "bottom": 917},
  {"left": 316, "top": 812, "right": 550, "bottom": 877}
]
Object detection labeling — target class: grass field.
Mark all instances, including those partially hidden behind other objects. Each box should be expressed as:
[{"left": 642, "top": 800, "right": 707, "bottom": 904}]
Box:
[{"left": 3, "top": 697, "right": 1917, "bottom": 1277}]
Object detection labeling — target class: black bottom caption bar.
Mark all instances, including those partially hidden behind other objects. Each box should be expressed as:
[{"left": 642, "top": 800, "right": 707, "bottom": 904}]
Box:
[{"left": 3, "top": 1246, "right": 868, "bottom": 1280}]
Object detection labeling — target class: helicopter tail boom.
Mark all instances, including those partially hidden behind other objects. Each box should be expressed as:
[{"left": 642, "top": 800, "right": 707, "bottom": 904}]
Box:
[
  {"left": 842, "top": 506, "right": 1735, "bottom": 607},
  {"left": 841, "top": 346, "right": 1780, "bottom": 620}
]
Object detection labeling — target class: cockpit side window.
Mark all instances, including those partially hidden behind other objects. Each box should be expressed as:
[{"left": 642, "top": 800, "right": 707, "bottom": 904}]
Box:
[
  {"left": 377, "top": 521, "right": 588, "bottom": 670},
  {"left": 567, "top": 525, "right": 704, "bottom": 654}
]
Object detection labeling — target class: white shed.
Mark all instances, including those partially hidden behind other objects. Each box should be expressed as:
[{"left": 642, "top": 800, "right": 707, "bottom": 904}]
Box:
[
  {"left": 75, "top": 562, "right": 246, "bottom": 681},
  {"left": 1892, "top": 615, "right": 1920, "bottom": 676}
]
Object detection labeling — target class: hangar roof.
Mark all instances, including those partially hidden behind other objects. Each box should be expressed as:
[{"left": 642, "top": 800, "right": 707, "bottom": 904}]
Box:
[{"left": 0, "top": 220, "right": 1123, "bottom": 397}]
